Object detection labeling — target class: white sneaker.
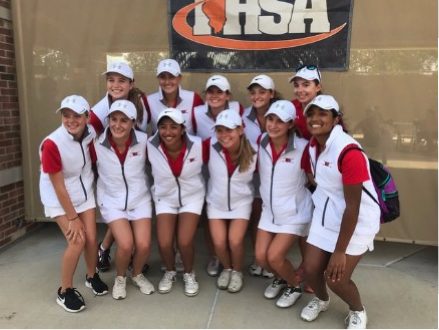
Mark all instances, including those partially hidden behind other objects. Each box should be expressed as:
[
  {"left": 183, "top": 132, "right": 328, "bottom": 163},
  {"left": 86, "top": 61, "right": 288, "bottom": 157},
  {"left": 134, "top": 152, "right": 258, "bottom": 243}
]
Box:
[
  {"left": 112, "top": 276, "right": 127, "bottom": 300},
  {"left": 264, "top": 278, "right": 287, "bottom": 299},
  {"left": 227, "top": 271, "right": 243, "bottom": 293},
  {"left": 175, "top": 251, "right": 184, "bottom": 273},
  {"left": 346, "top": 307, "right": 368, "bottom": 329},
  {"left": 262, "top": 268, "right": 274, "bottom": 279},
  {"left": 183, "top": 272, "right": 199, "bottom": 297},
  {"left": 206, "top": 257, "right": 220, "bottom": 277},
  {"left": 301, "top": 296, "right": 330, "bottom": 322},
  {"left": 248, "top": 263, "right": 262, "bottom": 276},
  {"left": 131, "top": 273, "right": 155, "bottom": 295},
  {"left": 217, "top": 269, "right": 232, "bottom": 289},
  {"left": 158, "top": 270, "right": 177, "bottom": 293},
  {"left": 275, "top": 286, "right": 302, "bottom": 308}
]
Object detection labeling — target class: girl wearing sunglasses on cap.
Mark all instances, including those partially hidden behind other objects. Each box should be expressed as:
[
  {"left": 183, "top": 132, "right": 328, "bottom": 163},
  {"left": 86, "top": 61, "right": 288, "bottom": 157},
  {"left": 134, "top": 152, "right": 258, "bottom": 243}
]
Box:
[
  {"left": 147, "top": 108, "right": 205, "bottom": 297},
  {"left": 92, "top": 100, "right": 155, "bottom": 300},
  {"left": 89, "top": 61, "right": 151, "bottom": 274},
  {"left": 288, "top": 64, "right": 324, "bottom": 292},
  {"left": 255, "top": 100, "right": 313, "bottom": 310},
  {"left": 299, "top": 95, "right": 379, "bottom": 329},
  {"left": 192, "top": 74, "right": 244, "bottom": 277},
  {"left": 243, "top": 74, "right": 282, "bottom": 279},
  {"left": 39, "top": 95, "right": 108, "bottom": 313},
  {"left": 204, "top": 109, "right": 257, "bottom": 293}
]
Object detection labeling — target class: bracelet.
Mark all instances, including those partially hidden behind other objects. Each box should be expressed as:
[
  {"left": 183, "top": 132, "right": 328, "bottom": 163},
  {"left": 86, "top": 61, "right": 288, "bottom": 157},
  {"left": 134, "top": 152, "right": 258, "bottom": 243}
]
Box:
[{"left": 68, "top": 215, "right": 79, "bottom": 221}]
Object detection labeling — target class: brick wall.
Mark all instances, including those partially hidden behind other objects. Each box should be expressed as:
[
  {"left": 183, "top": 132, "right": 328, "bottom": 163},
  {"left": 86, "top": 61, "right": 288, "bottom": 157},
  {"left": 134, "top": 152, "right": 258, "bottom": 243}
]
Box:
[{"left": 0, "top": 0, "right": 39, "bottom": 248}]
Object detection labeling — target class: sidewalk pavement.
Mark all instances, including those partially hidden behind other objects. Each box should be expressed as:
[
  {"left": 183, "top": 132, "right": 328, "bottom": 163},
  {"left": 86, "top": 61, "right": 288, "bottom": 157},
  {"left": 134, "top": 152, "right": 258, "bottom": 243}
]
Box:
[{"left": 0, "top": 222, "right": 437, "bottom": 329}]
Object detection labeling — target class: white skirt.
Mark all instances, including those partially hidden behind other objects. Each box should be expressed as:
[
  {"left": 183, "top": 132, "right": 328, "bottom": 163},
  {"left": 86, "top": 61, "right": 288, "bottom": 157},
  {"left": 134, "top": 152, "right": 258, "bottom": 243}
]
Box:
[{"left": 257, "top": 204, "right": 310, "bottom": 236}]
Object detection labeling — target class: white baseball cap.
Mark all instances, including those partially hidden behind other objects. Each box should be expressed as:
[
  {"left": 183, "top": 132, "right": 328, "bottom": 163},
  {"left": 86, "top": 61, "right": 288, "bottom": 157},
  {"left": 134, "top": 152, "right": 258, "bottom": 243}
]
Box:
[
  {"left": 56, "top": 95, "right": 90, "bottom": 114},
  {"left": 156, "top": 59, "right": 181, "bottom": 77},
  {"left": 214, "top": 109, "right": 242, "bottom": 129},
  {"left": 205, "top": 75, "right": 231, "bottom": 92},
  {"left": 265, "top": 100, "right": 297, "bottom": 122},
  {"left": 157, "top": 108, "right": 185, "bottom": 125},
  {"left": 247, "top": 74, "right": 275, "bottom": 90},
  {"left": 304, "top": 95, "right": 340, "bottom": 115},
  {"left": 289, "top": 65, "right": 321, "bottom": 83},
  {"left": 102, "top": 61, "right": 134, "bottom": 80},
  {"left": 108, "top": 100, "right": 137, "bottom": 120}
]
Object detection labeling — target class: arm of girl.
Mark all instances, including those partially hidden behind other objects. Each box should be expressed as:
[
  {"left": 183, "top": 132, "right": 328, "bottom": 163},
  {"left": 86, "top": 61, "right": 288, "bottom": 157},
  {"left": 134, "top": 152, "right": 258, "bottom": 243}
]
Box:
[
  {"left": 326, "top": 183, "right": 362, "bottom": 283},
  {"left": 48, "top": 171, "right": 85, "bottom": 243}
]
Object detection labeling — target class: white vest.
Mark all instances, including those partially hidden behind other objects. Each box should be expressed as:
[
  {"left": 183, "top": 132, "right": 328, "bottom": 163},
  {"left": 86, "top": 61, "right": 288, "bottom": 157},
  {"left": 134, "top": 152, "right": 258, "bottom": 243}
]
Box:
[
  {"left": 206, "top": 137, "right": 256, "bottom": 211},
  {"left": 95, "top": 128, "right": 151, "bottom": 211},
  {"left": 91, "top": 94, "right": 150, "bottom": 133},
  {"left": 192, "top": 101, "right": 242, "bottom": 140},
  {"left": 147, "top": 133, "right": 205, "bottom": 207},
  {"left": 258, "top": 133, "right": 312, "bottom": 225},
  {"left": 308, "top": 125, "right": 380, "bottom": 236},
  {"left": 147, "top": 87, "right": 197, "bottom": 134},
  {"left": 243, "top": 106, "right": 263, "bottom": 149},
  {"left": 39, "top": 125, "right": 95, "bottom": 208}
]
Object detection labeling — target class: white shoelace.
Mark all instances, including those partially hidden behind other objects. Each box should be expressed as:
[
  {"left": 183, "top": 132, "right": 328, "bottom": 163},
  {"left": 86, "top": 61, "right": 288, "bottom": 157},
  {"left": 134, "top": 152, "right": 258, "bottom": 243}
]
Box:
[
  {"left": 347, "top": 311, "right": 362, "bottom": 326},
  {"left": 307, "top": 297, "right": 321, "bottom": 310}
]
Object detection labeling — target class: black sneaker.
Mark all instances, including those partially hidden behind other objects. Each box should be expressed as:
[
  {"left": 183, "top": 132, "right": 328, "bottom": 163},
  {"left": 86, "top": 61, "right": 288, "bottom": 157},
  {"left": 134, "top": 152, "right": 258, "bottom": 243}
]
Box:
[
  {"left": 97, "top": 243, "right": 111, "bottom": 272},
  {"left": 85, "top": 273, "right": 109, "bottom": 296},
  {"left": 56, "top": 287, "right": 85, "bottom": 313}
]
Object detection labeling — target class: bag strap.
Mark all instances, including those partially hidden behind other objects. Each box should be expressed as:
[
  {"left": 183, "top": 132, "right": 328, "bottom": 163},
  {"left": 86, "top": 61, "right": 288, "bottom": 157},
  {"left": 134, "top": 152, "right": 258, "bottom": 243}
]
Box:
[{"left": 338, "top": 145, "right": 380, "bottom": 207}]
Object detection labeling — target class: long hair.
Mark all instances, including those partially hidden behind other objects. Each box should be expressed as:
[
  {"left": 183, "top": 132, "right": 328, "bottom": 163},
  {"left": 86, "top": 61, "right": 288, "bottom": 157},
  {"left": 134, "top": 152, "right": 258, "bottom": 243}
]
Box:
[
  {"left": 237, "top": 134, "right": 256, "bottom": 173},
  {"left": 128, "top": 87, "right": 145, "bottom": 125}
]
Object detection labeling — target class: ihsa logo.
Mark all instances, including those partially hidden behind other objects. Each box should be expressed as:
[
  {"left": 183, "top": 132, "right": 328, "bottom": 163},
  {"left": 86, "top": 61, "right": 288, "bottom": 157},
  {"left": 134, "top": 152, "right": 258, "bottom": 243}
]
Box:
[{"left": 172, "top": 0, "right": 347, "bottom": 50}]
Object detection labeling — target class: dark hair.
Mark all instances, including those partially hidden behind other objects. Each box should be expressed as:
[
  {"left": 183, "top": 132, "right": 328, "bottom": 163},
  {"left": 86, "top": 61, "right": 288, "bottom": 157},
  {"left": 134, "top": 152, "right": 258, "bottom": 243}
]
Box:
[{"left": 128, "top": 87, "right": 145, "bottom": 125}]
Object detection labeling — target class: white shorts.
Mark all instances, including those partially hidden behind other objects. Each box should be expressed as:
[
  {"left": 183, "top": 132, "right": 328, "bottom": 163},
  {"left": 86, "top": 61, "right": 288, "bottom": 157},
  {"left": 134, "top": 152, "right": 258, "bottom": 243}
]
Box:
[
  {"left": 207, "top": 203, "right": 252, "bottom": 220},
  {"left": 44, "top": 196, "right": 96, "bottom": 219},
  {"left": 100, "top": 200, "right": 152, "bottom": 224},
  {"left": 307, "top": 219, "right": 375, "bottom": 256},
  {"left": 155, "top": 199, "right": 204, "bottom": 216}
]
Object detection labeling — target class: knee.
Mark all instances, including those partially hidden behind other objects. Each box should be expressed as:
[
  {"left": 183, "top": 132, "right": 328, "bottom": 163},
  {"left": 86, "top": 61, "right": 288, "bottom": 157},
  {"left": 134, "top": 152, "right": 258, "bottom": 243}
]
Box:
[
  {"left": 228, "top": 237, "right": 242, "bottom": 251},
  {"left": 135, "top": 242, "right": 150, "bottom": 255},
  {"left": 267, "top": 250, "right": 283, "bottom": 268},
  {"left": 67, "top": 237, "right": 86, "bottom": 252},
  {"left": 117, "top": 241, "right": 133, "bottom": 256},
  {"left": 326, "top": 277, "right": 350, "bottom": 291},
  {"left": 177, "top": 238, "right": 193, "bottom": 252}
]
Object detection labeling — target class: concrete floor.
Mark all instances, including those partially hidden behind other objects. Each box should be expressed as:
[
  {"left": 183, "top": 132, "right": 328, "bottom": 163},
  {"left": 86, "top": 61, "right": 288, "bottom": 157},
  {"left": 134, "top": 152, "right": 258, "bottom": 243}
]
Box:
[{"left": 0, "top": 222, "right": 437, "bottom": 329}]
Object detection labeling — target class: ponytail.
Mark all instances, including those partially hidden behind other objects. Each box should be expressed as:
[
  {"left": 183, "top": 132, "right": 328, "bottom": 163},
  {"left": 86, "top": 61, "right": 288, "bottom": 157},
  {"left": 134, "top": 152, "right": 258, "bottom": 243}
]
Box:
[{"left": 128, "top": 87, "right": 145, "bottom": 125}]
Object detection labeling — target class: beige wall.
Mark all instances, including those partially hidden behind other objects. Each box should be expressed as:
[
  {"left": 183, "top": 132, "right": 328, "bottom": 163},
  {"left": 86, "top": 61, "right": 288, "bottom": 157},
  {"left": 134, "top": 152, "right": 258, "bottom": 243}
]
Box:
[{"left": 12, "top": 0, "right": 438, "bottom": 244}]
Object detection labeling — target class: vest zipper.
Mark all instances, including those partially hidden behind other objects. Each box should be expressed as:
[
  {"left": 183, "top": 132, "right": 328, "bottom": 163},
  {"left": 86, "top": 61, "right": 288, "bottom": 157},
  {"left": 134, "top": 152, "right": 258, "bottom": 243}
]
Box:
[
  {"left": 121, "top": 165, "right": 128, "bottom": 211},
  {"left": 270, "top": 165, "right": 275, "bottom": 223},
  {"left": 78, "top": 141, "right": 88, "bottom": 201},
  {"left": 322, "top": 197, "right": 329, "bottom": 226},
  {"left": 227, "top": 176, "right": 232, "bottom": 211},
  {"left": 175, "top": 176, "right": 183, "bottom": 207}
]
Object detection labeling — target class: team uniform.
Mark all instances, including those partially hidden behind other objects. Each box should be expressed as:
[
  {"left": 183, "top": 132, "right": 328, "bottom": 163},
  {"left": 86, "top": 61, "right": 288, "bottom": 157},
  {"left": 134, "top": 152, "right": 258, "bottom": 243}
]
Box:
[
  {"left": 147, "top": 87, "right": 204, "bottom": 134},
  {"left": 192, "top": 101, "right": 244, "bottom": 140},
  {"left": 257, "top": 132, "right": 312, "bottom": 235},
  {"left": 147, "top": 132, "right": 205, "bottom": 215},
  {"left": 204, "top": 137, "right": 257, "bottom": 220},
  {"left": 39, "top": 124, "right": 96, "bottom": 217},
  {"left": 93, "top": 128, "right": 152, "bottom": 223},
  {"left": 303, "top": 124, "right": 380, "bottom": 255},
  {"left": 89, "top": 93, "right": 151, "bottom": 134}
]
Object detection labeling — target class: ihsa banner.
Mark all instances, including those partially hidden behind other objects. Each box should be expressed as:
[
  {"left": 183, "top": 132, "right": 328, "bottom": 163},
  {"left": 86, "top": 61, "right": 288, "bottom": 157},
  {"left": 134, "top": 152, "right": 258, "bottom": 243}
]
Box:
[{"left": 168, "top": 0, "right": 353, "bottom": 72}]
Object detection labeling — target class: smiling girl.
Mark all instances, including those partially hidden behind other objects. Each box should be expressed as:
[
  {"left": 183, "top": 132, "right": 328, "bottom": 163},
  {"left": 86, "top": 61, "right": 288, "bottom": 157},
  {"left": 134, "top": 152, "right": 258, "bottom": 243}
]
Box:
[
  {"left": 255, "top": 100, "right": 313, "bottom": 309},
  {"left": 93, "top": 100, "right": 154, "bottom": 300},
  {"left": 300, "top": 95, "right": 380, "bottom": 329},
  {"left": 146, "top": 58, "right": 204, "bottom": 134},
  {"left": 147, "top": 108, "right": 205, "bottom": 297},
  {"left": 39, "top": 95, "right": 108, "bottom": 313},
  {"left": 205, "top": 109, "right": 257, "bottom": 293}
]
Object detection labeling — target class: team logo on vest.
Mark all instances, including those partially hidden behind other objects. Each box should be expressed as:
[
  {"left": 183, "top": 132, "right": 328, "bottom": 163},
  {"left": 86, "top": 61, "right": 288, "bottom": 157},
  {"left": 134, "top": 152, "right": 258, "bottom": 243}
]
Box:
[{"left": 172, "top": 0, "right": 347, "bottom": 50}]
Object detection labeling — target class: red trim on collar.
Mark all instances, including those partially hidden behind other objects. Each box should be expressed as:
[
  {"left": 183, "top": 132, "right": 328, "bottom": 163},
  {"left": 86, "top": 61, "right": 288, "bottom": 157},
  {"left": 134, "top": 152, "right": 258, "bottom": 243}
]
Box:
[{"left": 109, "top": 134, "right": 132, "bottom": 165}]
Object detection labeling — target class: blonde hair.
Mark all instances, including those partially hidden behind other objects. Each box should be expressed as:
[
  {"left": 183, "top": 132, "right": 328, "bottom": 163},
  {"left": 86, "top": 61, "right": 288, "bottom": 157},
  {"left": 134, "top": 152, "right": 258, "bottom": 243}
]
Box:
[{"left": 237, "top": 135, "right": 256, "bottom": 173}]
